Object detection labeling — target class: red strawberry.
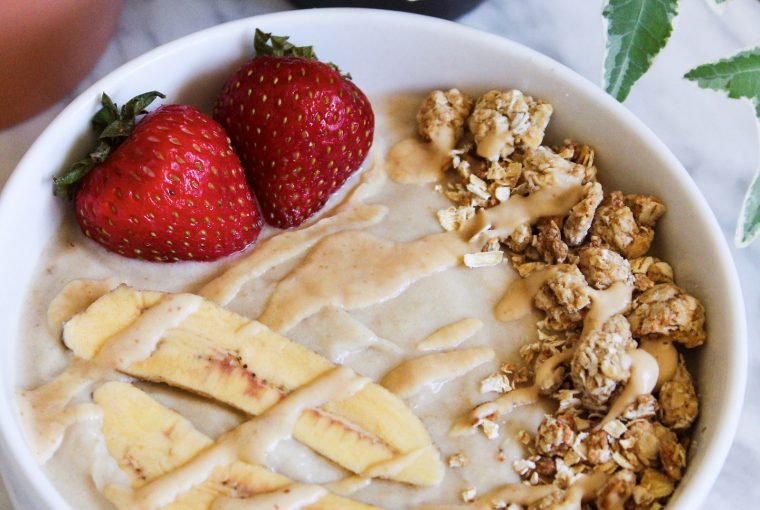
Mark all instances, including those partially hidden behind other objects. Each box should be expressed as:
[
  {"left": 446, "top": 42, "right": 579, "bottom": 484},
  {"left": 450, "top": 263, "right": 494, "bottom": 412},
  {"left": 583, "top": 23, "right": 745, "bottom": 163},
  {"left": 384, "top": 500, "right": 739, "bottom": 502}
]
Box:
[
  {"left": 54, "top": 92, "right": 262, "bottom": 262},
  {"left": 214, "top": 29, "right": 374, "bottom": 228}
]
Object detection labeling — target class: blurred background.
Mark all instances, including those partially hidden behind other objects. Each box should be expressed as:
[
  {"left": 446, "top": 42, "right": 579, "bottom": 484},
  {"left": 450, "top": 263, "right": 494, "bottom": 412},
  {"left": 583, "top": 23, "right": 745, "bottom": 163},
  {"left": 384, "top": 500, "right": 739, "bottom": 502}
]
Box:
[{"left": 0, "top": 0, "right": 758, "bottom": 508}]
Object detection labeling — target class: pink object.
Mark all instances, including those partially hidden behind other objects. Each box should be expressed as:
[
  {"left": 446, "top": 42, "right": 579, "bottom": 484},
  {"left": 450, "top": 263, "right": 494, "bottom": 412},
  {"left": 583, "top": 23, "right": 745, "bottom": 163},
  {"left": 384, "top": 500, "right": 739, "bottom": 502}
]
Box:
[{"left": 0, "top": 0, "right": 123, "bottom": 129}]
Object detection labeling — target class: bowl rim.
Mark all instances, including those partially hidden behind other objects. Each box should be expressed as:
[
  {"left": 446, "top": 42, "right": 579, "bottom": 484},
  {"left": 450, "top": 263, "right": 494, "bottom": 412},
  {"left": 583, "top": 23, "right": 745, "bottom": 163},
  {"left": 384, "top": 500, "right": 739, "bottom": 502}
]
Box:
[{"left": 0, "top": 7, "right": 747, "bottom": 510}]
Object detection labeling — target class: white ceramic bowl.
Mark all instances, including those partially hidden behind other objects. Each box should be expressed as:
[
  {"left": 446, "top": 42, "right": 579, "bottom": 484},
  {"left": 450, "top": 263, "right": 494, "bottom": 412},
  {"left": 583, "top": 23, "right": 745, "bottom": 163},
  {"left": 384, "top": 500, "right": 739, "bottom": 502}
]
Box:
[{"left": 0, "top": 9, "right": 746, "bottom": 510}]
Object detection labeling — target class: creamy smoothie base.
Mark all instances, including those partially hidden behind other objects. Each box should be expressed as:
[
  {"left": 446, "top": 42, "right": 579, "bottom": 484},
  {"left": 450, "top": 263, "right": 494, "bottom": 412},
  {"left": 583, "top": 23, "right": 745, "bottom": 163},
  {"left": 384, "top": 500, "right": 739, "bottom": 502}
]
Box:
[{"left": 16, "top": 91, "right": 703, "bottom": 510}]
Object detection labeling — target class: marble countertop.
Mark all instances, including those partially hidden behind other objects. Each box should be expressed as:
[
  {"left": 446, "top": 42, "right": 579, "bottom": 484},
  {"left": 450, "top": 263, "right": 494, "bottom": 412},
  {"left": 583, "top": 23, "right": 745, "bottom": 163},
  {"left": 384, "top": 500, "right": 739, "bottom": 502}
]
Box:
[{"left": 0, "top": 0, "right": 757, "bottom": 507}]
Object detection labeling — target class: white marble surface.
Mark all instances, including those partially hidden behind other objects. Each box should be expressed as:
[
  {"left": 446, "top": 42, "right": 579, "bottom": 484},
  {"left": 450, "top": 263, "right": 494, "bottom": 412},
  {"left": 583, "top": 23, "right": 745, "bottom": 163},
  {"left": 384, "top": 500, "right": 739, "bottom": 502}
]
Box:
[{"left": 0, "top": 0, "right": 757, "bottom": 508}]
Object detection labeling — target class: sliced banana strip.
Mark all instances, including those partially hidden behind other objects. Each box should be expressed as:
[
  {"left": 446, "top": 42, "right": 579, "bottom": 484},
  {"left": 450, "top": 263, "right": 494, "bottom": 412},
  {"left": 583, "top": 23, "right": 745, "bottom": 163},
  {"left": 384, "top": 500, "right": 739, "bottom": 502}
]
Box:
[
  {"left": 95, "top": 381, "right": 380, "bottom": 510},
  {"left": 64, "top": 285, "right": 444, "bottom": 486}
]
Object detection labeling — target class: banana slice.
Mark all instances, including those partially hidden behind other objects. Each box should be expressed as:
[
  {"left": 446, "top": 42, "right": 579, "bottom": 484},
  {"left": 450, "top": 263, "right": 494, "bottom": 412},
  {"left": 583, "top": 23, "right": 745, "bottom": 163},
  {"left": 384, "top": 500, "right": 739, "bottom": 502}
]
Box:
[
  {"left": 94, "top": 382, "right": 379, "bottom": 510},
  {"left": 64, "top": 286, "right": 443, "bottom": 486},
  {"left": 47, "top": 278, "right": 121, "bottom": 337}
]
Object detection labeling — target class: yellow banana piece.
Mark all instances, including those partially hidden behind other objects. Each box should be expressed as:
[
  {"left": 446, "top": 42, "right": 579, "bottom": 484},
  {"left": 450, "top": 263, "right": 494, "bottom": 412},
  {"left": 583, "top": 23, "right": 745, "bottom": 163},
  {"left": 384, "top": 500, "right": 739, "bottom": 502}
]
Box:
[
  {"left": 94, "top": 381, "right": 380, "bottom": 510},
  {"left": 64, "top": 286, "right": 443, "bottom": 486}
]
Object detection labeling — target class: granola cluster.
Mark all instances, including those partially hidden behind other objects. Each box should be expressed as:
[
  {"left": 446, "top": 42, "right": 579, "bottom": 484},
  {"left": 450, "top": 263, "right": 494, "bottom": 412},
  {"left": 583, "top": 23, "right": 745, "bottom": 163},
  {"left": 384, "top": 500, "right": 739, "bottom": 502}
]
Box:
[
  {"left": 419, "top": 89, "right": 706, "bottom": 509},
  {"left": 417, "top": 89, "right": 474, "bottom": 145}
]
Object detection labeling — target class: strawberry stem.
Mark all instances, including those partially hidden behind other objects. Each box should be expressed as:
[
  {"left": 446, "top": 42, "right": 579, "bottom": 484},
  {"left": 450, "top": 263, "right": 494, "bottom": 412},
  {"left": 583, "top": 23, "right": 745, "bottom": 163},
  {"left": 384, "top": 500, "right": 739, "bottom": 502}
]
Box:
[
  {"left": 53, "top": 91, "right": 165, "bottom": 199},
  {"left": 253, "top": 28, "right": 350, "bottom": 79},
  {"left": 254, "top": 29, "right": 317, "bottom": 59}
]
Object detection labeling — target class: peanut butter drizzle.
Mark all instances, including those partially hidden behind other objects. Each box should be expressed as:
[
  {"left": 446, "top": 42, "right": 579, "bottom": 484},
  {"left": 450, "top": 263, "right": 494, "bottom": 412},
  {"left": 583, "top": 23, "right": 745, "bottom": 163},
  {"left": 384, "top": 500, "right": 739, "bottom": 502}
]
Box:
[
  {"left": 640, "top": 337, "right": 678, "bottom": 389},
  {"left": 449, "top": 386, "right": 540, "bottom": 437},
  {"left": 415, "top": 484, "right": 556, "bottom": 509},
  {"left": 20, "top": 292, "right": 202, "bottom": 464},
  {"left": 486, "top": 180, "right": 586, "bottom": 321},
  {"left": 472, "top": 482, "right": 558, "bottom": 508},
  {"left": 601, "top": 349, "right": 659, "bottom": 426},
  {"left": 93, "top": 293, "right": 203, "bottom": 370},
  {"left": 200, "top": 153, "right": 389, "bottom": 306},
  {"left": 453, "top": 283, "right": 633, "bottom": 436},
  {"left": 415, "top": 506, "right": 468, "bottom": 510},
  {"left": 381, "top": 348, "right": 495, "bottom": 399},
  {"left": 557, "top": 470, "right": 609, "bottom": 508},
  {"left": 259, "top": 140, "right": 589, "bottom": 336},
  {"left": 343, "top": 145, "right": 389, "bottom": 205},
  {"left": 107, "top": 367, "right": 368, "bottom": 510},
  {"left": 199, "top": 204, "right": 388, "bottom": 306},
  {"left": 475, "top": 132, "right": 511, "bottom": 162},
  {"left": 18, "top": 279, "right": 126, "bottom": 463},
  {"left": 582, "top": 283, "right": 633, "bottom": 341},
  {"left": 17, "top": 358, "right": 108, "bottom": 463},
  {"left": 387, "top": 130, "right": 454, "bottom": 184},
  {"left": 211, "top": 484, "right": 328, "bottom": 510},
  {"left": 416, "top": 318, "right": 483, "bottom": 351},
  {"left": 315, "top": 307, "right": 402, "bottom": 362},
  {"left": 494, "top": 267, "right": 561, "bottom": 322},
  {"left": 468, "top": 177, "right": 586, "bottom": 241},
  {"left": 22, "top": 120, "right": 603, "bottom": 505},
  {"left": 418, "top": 470, "right": 609, "bottom": 510},
  {"left": 258, "top": 231, "right": 469, "bottom": 333}
]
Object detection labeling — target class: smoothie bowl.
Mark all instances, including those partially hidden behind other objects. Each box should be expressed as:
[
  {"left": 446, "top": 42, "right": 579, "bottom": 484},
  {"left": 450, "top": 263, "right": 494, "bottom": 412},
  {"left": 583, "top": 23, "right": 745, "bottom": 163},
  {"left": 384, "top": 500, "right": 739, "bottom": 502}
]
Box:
[{"left": 0, "top": 9, "right": 746, "bottom": 510}]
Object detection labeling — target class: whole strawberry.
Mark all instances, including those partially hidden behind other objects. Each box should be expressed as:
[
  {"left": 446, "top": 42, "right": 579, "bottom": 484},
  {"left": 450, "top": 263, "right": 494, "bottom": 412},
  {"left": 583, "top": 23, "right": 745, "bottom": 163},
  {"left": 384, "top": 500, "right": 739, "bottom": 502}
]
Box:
[
  {"left": 214, "top": 29, "right": 374, "bottom": 228},
  {"left": 54, "top": 92, "right": 262, "bottom": 262}
]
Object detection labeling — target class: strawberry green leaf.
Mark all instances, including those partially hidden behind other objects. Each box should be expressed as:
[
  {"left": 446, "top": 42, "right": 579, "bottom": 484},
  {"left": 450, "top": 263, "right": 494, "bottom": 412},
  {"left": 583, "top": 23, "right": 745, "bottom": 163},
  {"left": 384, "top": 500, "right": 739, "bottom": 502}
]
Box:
[
  {"left": 89, "top": 141, "right": 113, "bottom": 164},
  {"left": 91, "top": 93, "right": 118, "bottom": 132},
  {"left": 685, "top": 47, "right": 760, "bottom": 246},
  {"left": 121, "top": 91, "right": 166, "bottom": 120},
  {"left": 53, "top": 91, "right": 165, "bottom": 200},
  {"left": 98, "top": 120, "right": 134, "bottom": 140},
  {"left": 603, "top": 0, "right": 679, "bottom": 102},
  {"left": 251, "top": 28, "right": 348, "bottom": 78},
  {"left": 254, "top": 29, "right": 317, "bottom": 59},
  {"left": 53, "top": 160, "right": 96, "bottom": 199}
]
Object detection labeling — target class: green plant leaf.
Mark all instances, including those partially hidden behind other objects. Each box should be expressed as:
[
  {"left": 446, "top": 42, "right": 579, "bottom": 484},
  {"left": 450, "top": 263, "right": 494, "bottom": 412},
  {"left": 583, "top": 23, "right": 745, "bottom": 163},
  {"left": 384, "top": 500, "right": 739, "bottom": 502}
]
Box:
[
  {"left": 603, "top": 0, "right": 679, "bottom": 102},
  {"left": 684, "top": 47, "right": 760, "bottom": 246},
  {"left": 737, "top": 155, "right": 760, "bottom": 247},
  {"left": 684, "top": 47, "right": 760, "bottom": 118}
]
